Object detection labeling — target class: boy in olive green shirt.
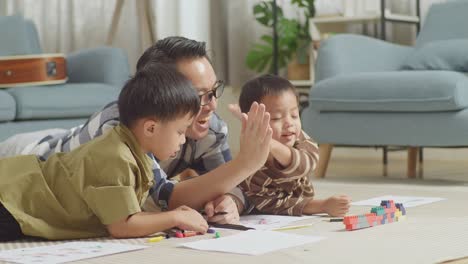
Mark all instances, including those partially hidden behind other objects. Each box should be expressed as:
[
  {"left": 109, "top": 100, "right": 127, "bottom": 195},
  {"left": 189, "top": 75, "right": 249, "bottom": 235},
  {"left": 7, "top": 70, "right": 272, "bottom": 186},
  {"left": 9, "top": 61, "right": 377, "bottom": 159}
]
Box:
[
  {"left": 0, "top": 62, "right": 272, "bottom": 241},
  {"left": 0, "top": 63, "right": 207, "bottom": 240}
]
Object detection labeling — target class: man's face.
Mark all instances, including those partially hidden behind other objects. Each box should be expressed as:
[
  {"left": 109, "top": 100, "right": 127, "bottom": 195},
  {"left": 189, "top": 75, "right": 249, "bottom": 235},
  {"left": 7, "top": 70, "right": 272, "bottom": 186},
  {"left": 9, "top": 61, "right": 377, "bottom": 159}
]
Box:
[{"left": 176, "top": 57, "right": 218, "bottom": 140}]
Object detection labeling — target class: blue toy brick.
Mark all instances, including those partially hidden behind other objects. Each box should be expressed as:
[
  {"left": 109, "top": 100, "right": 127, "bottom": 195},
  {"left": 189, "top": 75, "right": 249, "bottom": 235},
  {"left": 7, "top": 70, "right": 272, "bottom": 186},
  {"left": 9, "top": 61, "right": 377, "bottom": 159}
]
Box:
[
  {"left": 344, "top": 200, "right": 407, "bottom": 231},
  {"left": 380, "top": 200, "right": 391, "bottom": 208}
]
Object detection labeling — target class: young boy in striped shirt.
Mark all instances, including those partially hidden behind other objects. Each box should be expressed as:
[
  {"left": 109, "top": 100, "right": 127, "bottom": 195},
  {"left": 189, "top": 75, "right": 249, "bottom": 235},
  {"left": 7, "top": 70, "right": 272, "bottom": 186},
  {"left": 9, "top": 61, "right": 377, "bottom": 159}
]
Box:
[{"left": 232, "top": 74, "right": 351, "bottom": 216}]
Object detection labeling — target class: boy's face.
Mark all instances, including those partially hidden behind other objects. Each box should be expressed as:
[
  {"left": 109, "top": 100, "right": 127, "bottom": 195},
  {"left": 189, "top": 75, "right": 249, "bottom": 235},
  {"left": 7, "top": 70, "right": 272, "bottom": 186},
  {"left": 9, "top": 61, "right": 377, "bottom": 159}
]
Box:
[
  {"left": 261, "top": 91, "right": 301, "bottom": 147},
  {"left": 149, "top": 113, "right": 194, "bottom": 161},
  {"left": 176, "top": 57, "right": 218, "bottom": 140}
]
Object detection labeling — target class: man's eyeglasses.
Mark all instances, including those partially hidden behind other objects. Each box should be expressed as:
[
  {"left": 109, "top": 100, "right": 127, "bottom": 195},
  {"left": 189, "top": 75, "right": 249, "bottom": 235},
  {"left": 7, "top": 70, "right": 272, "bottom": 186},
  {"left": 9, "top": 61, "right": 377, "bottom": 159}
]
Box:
[{"left": 199, "top": 80, "right": 225, "bottom": 106}]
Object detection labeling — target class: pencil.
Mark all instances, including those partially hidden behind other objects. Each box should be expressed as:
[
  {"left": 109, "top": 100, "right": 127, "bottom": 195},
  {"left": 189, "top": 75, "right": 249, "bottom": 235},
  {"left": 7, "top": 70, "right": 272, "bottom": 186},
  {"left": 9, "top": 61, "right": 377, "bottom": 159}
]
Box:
[
  {"left": 201, "top": 211, "right": 228, "bottom": 216},
  {"left": 272, "top": 223, "right": 315, "bottom": 231}
]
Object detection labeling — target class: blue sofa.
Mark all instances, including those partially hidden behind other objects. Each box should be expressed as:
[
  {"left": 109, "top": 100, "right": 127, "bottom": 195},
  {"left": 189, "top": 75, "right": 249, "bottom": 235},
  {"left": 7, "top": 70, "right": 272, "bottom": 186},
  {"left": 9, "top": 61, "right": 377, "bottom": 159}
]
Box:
[
  {"left": 0, "top": 15, "right": 129, "bottom": 141},
  {"left": 302, "top": 0, "right": 468, "bottom": 178}
]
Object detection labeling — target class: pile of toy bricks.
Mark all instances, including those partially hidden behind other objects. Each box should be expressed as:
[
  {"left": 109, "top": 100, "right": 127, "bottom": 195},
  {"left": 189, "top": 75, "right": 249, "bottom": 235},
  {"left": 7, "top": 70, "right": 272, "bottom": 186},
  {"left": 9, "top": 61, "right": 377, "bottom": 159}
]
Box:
[{"left": 343, "top": 200, "right": 407, "bottom": 231}]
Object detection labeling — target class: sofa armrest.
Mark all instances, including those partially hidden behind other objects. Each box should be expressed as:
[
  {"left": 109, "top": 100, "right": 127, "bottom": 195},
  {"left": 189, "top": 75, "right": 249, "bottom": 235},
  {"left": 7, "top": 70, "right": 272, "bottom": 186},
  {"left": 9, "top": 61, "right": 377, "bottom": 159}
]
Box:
[
  {"left": 67, "top": 47, "right": 130, "bottom": 88},
  {"left": 315, "top": 34, "right": 413, "bottom": 82}
]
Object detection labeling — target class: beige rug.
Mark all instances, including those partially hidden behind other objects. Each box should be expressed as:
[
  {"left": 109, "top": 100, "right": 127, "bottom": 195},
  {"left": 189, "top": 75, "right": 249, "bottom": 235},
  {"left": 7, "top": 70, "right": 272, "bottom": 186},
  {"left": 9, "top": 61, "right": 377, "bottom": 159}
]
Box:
[{"left": 2, "top": 178, "right": 468, "bottom": 264}]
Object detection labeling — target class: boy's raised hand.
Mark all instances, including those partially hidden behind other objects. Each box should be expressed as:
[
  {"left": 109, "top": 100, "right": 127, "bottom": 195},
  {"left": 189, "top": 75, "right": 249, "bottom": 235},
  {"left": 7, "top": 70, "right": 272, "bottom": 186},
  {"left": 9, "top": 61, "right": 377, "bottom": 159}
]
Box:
[
  {"left": 174, "top": 205, "right": 208, "bottom": 233},
  {"left": 228, "top": 104, "right": 243, "bottom": 120},
  {"left": 237, "top": 102, "right": 273, "bottom": 172}
]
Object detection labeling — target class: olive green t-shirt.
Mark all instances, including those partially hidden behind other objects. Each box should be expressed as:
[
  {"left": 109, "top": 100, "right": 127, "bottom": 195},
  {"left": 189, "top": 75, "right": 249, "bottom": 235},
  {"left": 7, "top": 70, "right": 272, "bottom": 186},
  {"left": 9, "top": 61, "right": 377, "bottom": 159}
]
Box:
[{"left": 0, "top": 125, "right": 154, "bottom": 240}]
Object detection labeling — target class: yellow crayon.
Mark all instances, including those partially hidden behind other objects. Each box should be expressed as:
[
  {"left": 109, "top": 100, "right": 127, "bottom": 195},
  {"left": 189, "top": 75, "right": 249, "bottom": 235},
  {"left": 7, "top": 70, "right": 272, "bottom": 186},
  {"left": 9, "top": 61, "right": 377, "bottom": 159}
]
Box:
[
  {"left": 148, "top": 236, "right": 165, "bottom": 243},
  {"left": 272, "top": 223, "right": 315, "bottom": 231}
]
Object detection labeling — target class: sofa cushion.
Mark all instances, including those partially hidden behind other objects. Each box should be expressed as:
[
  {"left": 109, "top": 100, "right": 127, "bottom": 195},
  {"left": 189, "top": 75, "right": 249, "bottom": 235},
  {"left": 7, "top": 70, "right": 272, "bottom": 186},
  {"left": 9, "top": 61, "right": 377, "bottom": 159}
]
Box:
[
  {"left": 6, "top": 83, "right": 120, "bottom": 120},
  {"left": 309, "top": 71, "right": 468, "bottom": 112},
  {"left": 0, "top": 15, "right": 34, "bottom": 56},
  {"left": 0, "top": 90, "right": 15, "bottom": 121},
  {"left": 401, "top": 39, "right": 468, "bottom": 72}
]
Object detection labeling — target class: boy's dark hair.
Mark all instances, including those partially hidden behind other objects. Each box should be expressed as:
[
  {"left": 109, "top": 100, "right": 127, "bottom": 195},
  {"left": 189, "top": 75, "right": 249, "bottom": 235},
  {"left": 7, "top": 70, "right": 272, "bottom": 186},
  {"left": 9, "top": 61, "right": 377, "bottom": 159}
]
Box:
[
  {"left": 118, "top": 63, "right": 200, "bottom": 127},
  {"left": 136, "top": 36, "right": 209, "bottom": 70},
  {"left": 239, "top": 74, "right": 298, "bottom": 113}
]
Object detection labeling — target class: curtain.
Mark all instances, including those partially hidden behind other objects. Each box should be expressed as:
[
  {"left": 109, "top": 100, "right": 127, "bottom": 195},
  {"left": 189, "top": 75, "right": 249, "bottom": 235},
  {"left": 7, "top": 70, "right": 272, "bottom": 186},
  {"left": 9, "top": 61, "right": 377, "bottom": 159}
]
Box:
[
  {"left": 0, "top": 0, "right": 448, "bottom": 88},
  {"left": 0, "top": 0, "right": 150, "bottom": 72}
]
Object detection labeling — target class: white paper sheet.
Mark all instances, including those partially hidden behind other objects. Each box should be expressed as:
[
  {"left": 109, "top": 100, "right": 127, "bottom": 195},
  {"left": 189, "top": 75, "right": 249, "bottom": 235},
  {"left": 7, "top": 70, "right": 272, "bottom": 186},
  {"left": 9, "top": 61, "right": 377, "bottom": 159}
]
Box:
[
  {"left": 351, "top": 195, "right": 445, "bottom": 208},
  {"left": 0, "top": 242, "right": 148, "bottom": 264},
  {"left": 180, "top": 230, "right": 325, "bottom": 255},
  {"left": 239, "top": 214, "right": 320, "bottom": 231}
]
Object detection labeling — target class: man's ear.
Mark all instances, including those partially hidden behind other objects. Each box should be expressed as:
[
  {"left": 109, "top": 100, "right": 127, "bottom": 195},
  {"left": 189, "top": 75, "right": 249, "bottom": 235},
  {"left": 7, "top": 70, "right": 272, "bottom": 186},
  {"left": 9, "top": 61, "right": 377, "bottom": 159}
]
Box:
[{"left": 143, "top": 119, "right": 159, "bottom": 137}]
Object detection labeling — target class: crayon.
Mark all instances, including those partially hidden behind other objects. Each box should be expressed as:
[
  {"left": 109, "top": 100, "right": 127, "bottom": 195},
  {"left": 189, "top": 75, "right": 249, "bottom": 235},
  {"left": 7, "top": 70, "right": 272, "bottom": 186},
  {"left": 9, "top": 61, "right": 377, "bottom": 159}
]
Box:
[
  {"left": 183, "top": 231, "right": 197, "bottom": 237},
  {"left": 147, "top": 236, "right": 165, "bottom": 243}
]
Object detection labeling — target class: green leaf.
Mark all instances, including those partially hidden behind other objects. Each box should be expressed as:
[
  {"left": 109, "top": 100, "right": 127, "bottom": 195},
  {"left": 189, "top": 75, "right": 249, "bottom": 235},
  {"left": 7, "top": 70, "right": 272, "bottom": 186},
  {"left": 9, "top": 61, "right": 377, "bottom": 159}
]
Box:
[
  {"left": 253, "top": 1, "right": 284, "bottom": 27},
  {"left": 246, "top": 38, "right": 273, "bottom": 72},
  {"left": 260, "top": 35, "right": 273, "bottom": 44},
  {"left": 253, "top": 2, "right": 271, "bottom": 26},
  {"left": 246, "top": 0, "right": 316, "bottom": 73},
  {"left": 291, "top": 0, "right": 307, "bottom": 8}
]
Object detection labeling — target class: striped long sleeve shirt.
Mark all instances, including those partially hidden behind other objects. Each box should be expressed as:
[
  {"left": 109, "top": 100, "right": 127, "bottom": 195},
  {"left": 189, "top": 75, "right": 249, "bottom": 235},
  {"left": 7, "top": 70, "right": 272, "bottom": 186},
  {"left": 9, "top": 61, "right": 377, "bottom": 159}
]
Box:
[{"left": 239, "top": 131, "right": 319, "bottom": 216}]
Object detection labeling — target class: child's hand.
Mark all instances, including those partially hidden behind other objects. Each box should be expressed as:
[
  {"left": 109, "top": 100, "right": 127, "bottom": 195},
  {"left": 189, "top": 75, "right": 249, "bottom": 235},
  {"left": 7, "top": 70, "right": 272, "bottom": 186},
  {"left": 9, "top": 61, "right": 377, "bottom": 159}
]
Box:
[
  {"left": 322, "top": 195, "right": 351, "bottom": 217},
  {"left": 237, "top": 102, "right": 273, "bottom": 172},
  {"left": 204, "top": 195, "right": 240, "bottom": 224},
  {"left": 228, "top": 104, "right": 243, "bottom": 121},
  {"left": 174, "top": 205, "right": 208, "bottom": 233}
]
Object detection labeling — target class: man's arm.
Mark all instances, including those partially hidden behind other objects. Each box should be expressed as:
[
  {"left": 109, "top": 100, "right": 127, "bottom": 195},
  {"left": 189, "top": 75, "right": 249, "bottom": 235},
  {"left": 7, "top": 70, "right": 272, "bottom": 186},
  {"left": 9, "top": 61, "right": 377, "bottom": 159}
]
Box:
[{"left": 27, "top": 102, "right": 120, "bottom": 160}]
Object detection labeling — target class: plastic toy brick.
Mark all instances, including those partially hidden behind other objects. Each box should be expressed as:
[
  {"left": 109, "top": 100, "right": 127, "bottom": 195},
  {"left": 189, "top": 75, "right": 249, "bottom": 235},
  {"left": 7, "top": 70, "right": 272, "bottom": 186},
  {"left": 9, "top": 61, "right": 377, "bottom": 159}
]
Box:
[{"left": 344, "top": 200, "right": 407, "bottom": 231}]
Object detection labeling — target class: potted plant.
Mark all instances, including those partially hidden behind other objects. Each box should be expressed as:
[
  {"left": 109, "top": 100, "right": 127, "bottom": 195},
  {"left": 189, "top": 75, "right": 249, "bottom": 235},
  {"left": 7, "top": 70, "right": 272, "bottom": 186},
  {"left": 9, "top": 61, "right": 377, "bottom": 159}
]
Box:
[{"left": 246, "top": 0, "right": 316, "bottom": 79}]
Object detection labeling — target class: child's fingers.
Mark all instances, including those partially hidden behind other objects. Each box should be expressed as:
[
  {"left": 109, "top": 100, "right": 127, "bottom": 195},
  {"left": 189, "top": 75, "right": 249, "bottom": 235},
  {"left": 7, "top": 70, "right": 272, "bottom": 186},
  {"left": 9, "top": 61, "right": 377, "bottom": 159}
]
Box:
[
  {"left": 213, "top": 197, "right": 232, "bottom": 213},
  {"left": 257, "top": 104, "right": 266, "bottom": 133},
  {"left": 263, "top": 127, "right": 273, "bottom": 148},
  {"left": 204, "top": 201, "right": 215, "bottom": 218},
  {"left": 228, "top": 104, "right": 243, "bottom": 120},
  {"left": 207, "top": 214, "right": 228, "bottom": 224},
  {"left": 339, "top": 195, "right": 351, "bottom": 201},
  {"left": 338, "top": 199, "right": 350, "bottom": 205},
  {"left": 209, "top": 212, "right": 239, "bottom": 225},
  {"left": 249, "top": 103, "right": 263, "bottom": 134},
  {"left": 260, "top": 112, "right": 271, "bottom": 143},
  {"left": 240, "top": 113, "right": 248, "bottom": 135},
  {"left": 336, "top": 196, "right": 351, "bottom": 203},
  {"left": 246, "top": 102, "right": 259, "bottom": 132},
  {"left": 194, "top": 223, "right": 208, "bottom": 234}
]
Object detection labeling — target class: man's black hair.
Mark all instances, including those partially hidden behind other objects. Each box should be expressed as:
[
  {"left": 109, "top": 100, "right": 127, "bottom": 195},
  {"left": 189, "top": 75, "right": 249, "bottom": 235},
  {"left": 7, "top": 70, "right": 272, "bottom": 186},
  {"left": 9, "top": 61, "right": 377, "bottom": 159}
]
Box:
[{"left": 136, "top": 36, "right": 208, "bottom": 70}]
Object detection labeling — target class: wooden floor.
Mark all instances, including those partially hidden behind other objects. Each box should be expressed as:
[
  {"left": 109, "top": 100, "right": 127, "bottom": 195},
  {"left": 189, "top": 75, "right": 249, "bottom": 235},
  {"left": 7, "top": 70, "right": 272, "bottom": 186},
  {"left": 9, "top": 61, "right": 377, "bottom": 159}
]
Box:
[{"left": 322, "top": 147, "right": 468, "bottom": 183}]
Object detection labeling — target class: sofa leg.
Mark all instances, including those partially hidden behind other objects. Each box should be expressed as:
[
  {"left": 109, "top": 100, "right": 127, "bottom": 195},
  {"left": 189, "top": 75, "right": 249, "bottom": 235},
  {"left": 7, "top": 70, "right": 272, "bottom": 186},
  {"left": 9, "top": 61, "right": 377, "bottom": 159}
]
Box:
[
  {"left": 418, "top": 147, "right": 424, "bottom": 179},
  {"left": 316, "top": 144, "right": 333, "bottom": 178},
  {"left": 382, "top": 146, "right": 388, "bottom": 177},
  {"left": 407, "top": 147, "right": 418, "bottom": 178}
]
